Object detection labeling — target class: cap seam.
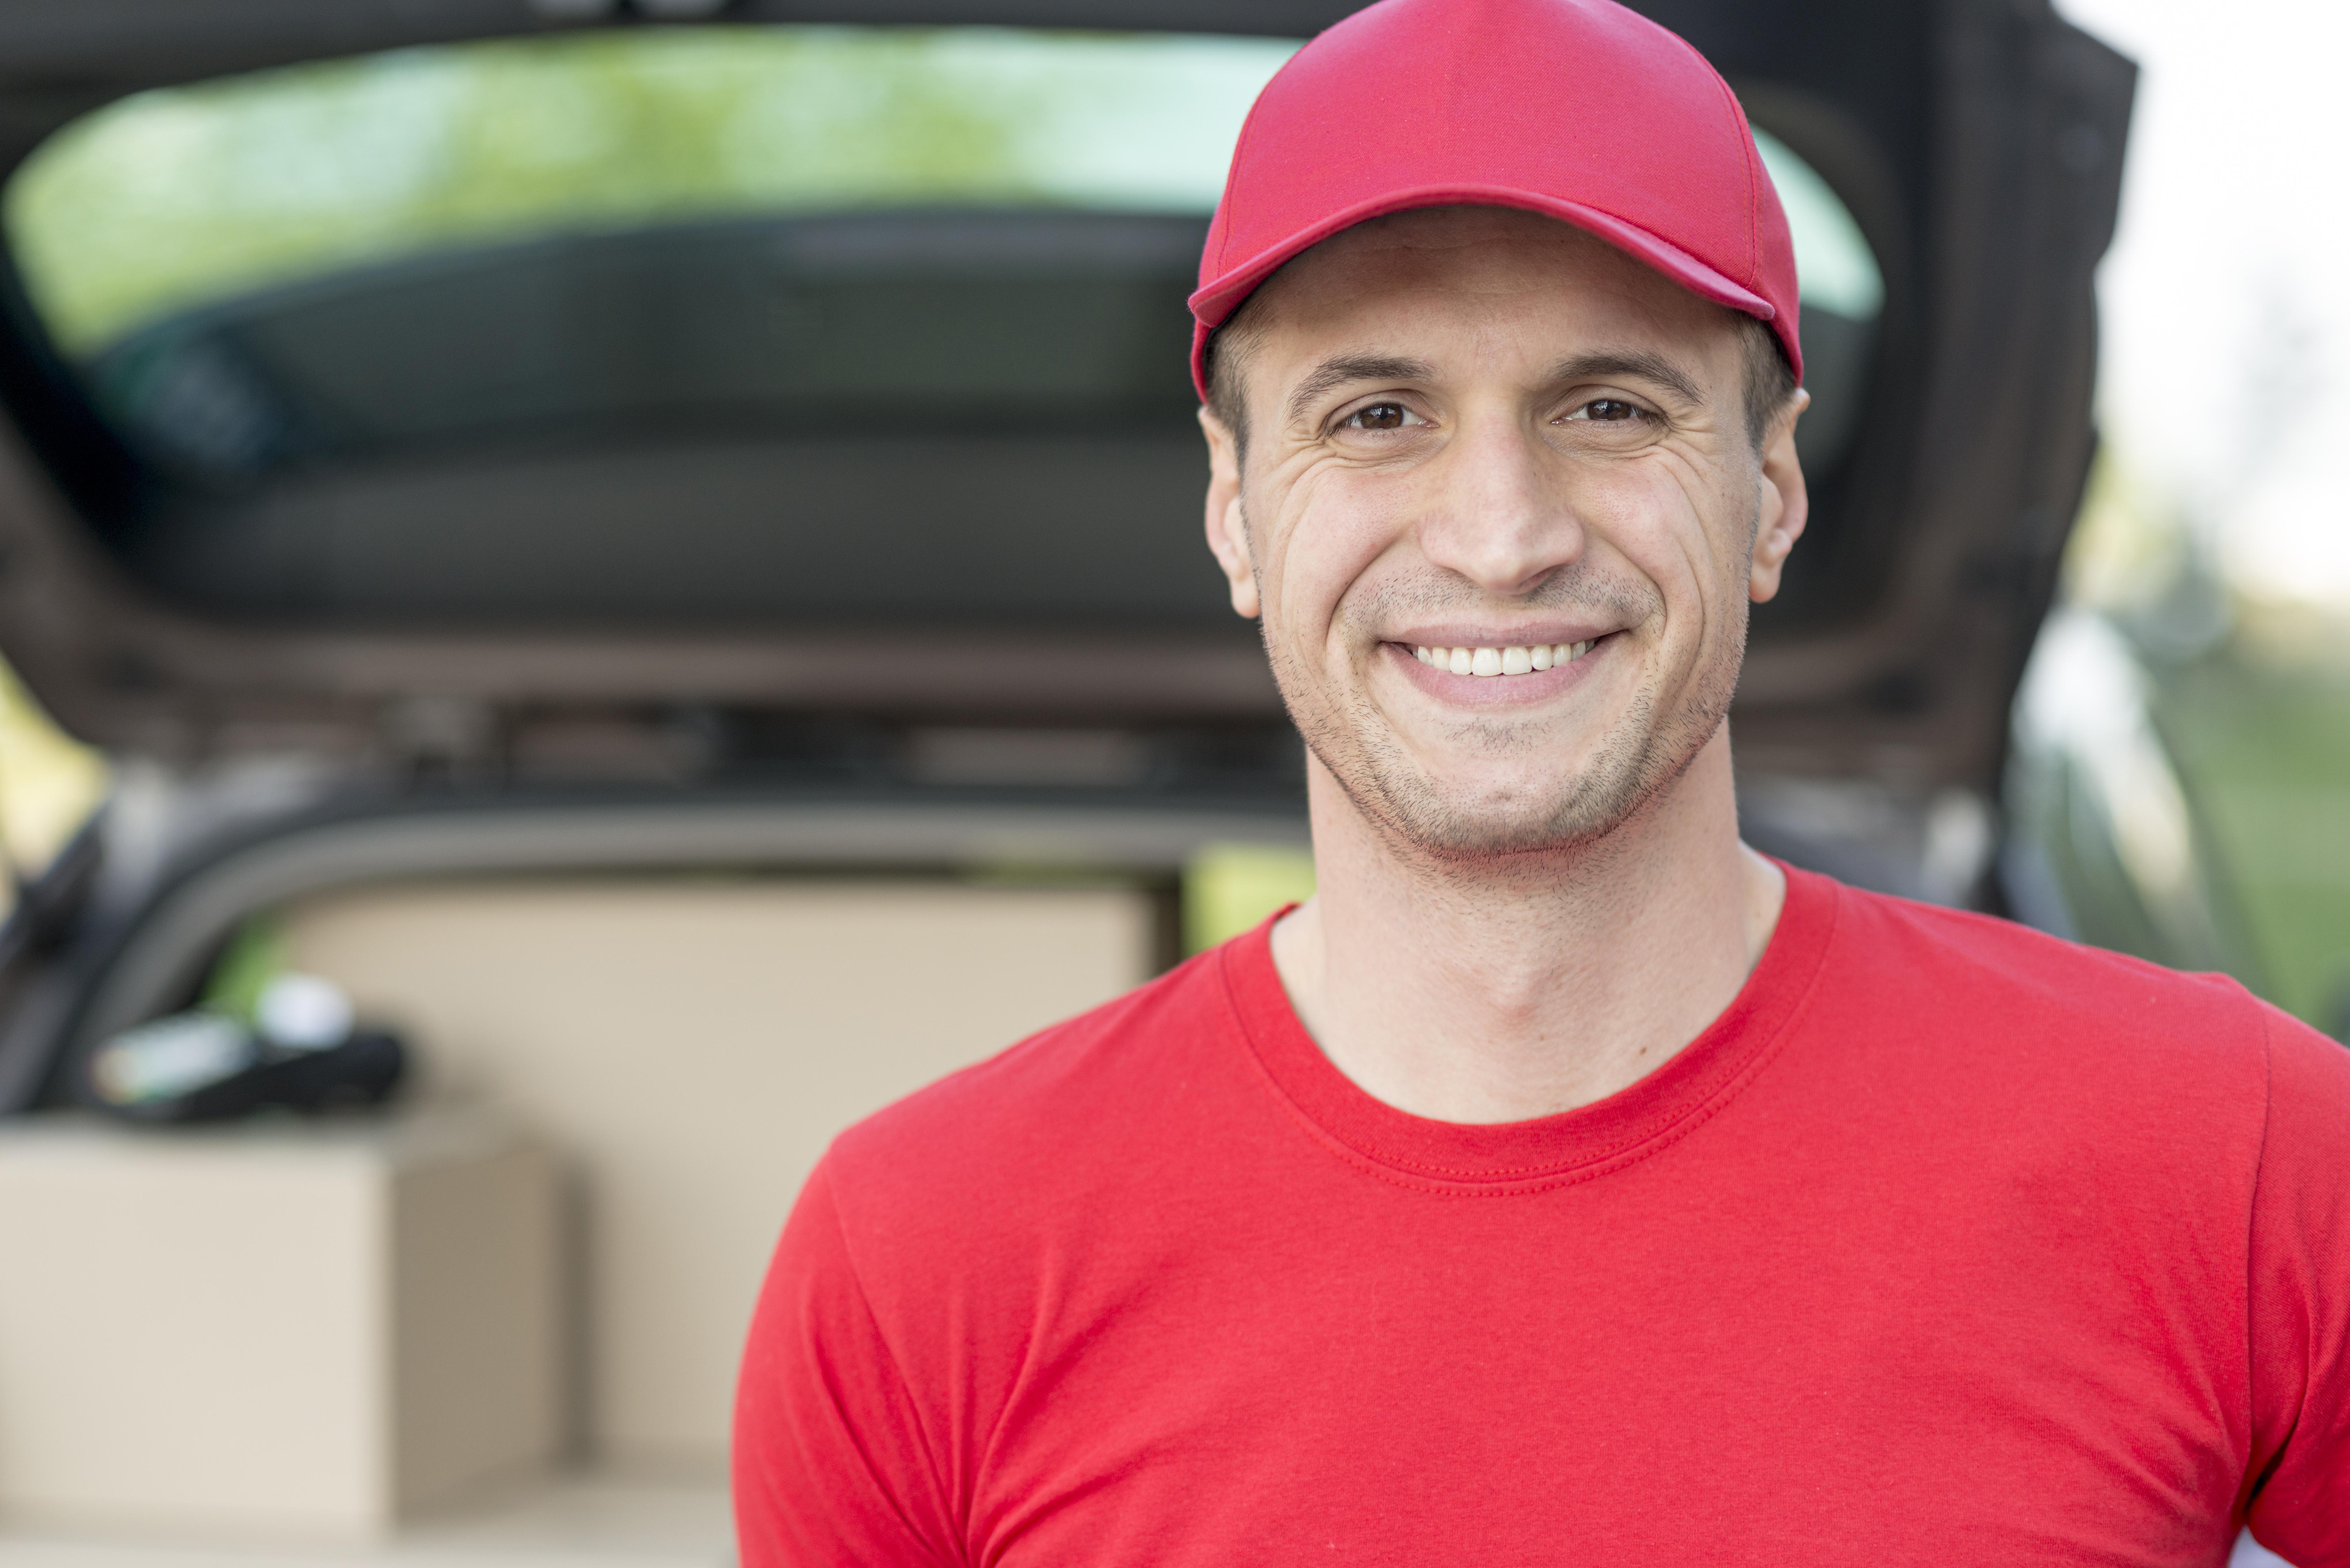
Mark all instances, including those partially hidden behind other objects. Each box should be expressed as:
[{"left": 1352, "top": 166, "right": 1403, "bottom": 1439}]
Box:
[
  {"left": 1214, "top": 86, "right": 1275, "bottom": 280},
  {"left": 1675, "top": 29, "right": 1761, "bottom": 291},
  {"left": 1740, "top": 89, "right": 1760, "bottom": 289}
]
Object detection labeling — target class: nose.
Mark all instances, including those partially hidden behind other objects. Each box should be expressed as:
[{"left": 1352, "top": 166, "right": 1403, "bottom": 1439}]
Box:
[{"left": 1411, "top": 409, "right": 1585, "bottom": 597}]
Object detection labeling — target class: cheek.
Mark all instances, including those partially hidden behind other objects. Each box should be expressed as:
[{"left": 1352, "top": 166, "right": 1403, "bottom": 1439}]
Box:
[
  {"left": 1602, "top": 458, "right": 1745, "bottom": 622},
  {"left": 1262, "top": 469, "right": 1411, "bottom": 642},
  {"left": 1695, "top": 470, "right": 1763, "bottom": 603},
  {"left": 1568, "top": 465, "right": 1689, "bottom": 592}
]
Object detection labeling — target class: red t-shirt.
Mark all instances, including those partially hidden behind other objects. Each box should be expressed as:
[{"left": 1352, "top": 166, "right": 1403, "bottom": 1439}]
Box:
[{"left": 734, "top": 867, "right": 2350, "bottom": 1565}]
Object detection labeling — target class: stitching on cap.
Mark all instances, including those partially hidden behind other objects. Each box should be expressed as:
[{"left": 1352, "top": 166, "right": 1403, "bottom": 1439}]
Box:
[
  {"left": 1740, "top": 93, "right": 1761, "bottom": 288},
  {"left": 1710, "top": 49, "right": 1760, "bottom": 288},
  {"left": 1216, "top": 89, "right": 1275, "bottom": 275},
  {"left": 1669, "top": 30, "right": 1760, "bottom": 290}
]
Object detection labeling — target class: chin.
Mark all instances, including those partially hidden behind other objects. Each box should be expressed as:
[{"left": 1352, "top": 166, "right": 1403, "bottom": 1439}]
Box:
[
  {"left": 1339, "top": 755, "right": 1656, "bottom": 861},
  {"left": 1413, "top": 791, "right": 1635, "bottom": 859},
  {"left": 1298, "top": 660, "right": 1726, "bottom": 860}
]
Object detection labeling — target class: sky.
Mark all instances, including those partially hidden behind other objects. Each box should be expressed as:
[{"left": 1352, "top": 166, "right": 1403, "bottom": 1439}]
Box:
[{"left": 2057, "top": 0, "right": 2350, "bottom": 608}]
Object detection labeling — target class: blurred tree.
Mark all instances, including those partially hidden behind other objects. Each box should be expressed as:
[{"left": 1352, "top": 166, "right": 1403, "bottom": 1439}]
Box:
[
  {"left": 0, "top": 661, "right": 106, "bottom": 907},
  {"left": 5, "top": 27, "right": 1291, "bottom": 354}
]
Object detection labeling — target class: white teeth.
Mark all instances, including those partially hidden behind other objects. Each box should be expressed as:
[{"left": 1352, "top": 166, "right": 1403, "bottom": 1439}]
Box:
[{"left": 1414, "top": 638, "right": 1600, "bottom": 676}]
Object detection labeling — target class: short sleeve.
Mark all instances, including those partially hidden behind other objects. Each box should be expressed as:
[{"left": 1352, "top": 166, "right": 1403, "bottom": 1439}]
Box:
[
  {"left": 2243, "top": 1005, "right": 2350, "bottom": 1565},
  {"left": 733, "top": 1157, "right": 959, "bottom": 1568}
]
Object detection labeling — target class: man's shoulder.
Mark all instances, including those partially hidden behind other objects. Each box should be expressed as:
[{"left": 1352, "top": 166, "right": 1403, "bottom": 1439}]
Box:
[
  {"left": 1823, "top": 872, "right": 2248, "bottom": 1011},
  {"left": 818, "top": 939, "right": 1241, "bottom": 1225},
  {"left": 1808, "top": 870, "right": 2311, "bottom": 1098}
]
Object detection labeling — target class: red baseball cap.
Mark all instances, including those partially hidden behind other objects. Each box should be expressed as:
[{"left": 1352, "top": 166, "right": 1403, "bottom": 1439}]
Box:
[{"left": 1187, "top": 0, "right": 1801, "bottom": 400}]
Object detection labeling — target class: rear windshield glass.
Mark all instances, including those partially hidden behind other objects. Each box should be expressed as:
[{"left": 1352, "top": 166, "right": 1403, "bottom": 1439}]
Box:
[
  {"left": 11, "top": 27, "right": 1289, "bottom": 356},
  {"left": 0, "top": 27, "right": 1883, "bottom": 632}
]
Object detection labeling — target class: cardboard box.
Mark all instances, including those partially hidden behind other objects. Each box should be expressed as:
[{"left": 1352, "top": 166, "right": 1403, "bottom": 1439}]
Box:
[
  {"left": 278, "top": 878, "right": 1155, "bottom": 1474},
  {"left": 0, "top": 1108, "right": 560, "bottom": 1541}
]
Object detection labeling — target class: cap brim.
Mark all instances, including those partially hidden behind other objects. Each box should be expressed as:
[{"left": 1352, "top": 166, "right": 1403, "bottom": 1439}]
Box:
[{"left": 1188, "top": 185, "right": 1782, "bottom": 402}]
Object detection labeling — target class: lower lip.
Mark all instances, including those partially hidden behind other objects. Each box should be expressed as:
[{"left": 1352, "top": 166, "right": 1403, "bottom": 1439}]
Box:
[{"left": 1387, "top": 639, "right": 1609, "bottom": 705}]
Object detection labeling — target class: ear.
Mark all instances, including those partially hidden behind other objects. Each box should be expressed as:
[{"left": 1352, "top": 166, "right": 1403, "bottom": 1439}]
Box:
[
  {"left": 1199, "top": 405, "right": 1261, "bottom": 619},
  {"left": 1749, "top": 387, "right": 1811, "bottom": 603}
]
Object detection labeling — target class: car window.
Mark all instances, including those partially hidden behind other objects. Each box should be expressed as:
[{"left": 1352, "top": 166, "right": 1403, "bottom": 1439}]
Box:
[
  {"left": 1, "top": 27, "right": 1294, "bottom": 629},
  {"left": 8, "top": 27, "right": 1293, "bottom": 358},
  {"left": 0, "top": 29, "right": 1882, "bottom": 631}
]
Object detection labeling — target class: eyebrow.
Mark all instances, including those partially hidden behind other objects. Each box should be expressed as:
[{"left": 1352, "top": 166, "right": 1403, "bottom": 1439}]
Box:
[
  {"left": 1282, "top": 354, "right": 1436, "bottom": 428},
  {"left": 1548, "top": 350, "right": 1706, "bottom": 407},
  {"left": 1279, "top": 347, "right": 1710, "bottom": 428}
]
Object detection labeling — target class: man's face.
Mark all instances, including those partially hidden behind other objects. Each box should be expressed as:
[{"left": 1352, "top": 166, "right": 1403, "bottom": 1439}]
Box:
[{"left": 1201, "top": 206, "right": 1807, "bottom": 861}]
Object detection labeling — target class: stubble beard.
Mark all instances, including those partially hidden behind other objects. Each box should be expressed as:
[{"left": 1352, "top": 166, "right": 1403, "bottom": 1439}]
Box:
[{"left": 1267, "top": 562, "right": 1748, "bottom": 870}]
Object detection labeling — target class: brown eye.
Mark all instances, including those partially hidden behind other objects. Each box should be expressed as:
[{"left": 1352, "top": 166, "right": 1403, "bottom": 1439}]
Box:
[
  {"left": 1353, "top": 403, "right": 1406, "bottom": 430},
  {"left": 1585, "top": 398, "right": 1638, "bottom": 422}
]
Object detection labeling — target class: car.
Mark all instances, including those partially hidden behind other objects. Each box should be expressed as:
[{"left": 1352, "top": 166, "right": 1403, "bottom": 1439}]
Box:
[{"left": 0, "top": 0, "right": 2217, "bottom": 1547}]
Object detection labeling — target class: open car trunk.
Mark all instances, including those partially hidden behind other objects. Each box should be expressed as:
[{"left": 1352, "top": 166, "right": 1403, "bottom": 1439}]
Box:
[
  {"left": 0, "top": 0, "right": 2133, "bottom": 1535},
  {"left": 0, "top": 0, "right": 2132, "bottom": 878},
  {"left": 0, "top": 0, "right": 2133, "bottom": 737}
]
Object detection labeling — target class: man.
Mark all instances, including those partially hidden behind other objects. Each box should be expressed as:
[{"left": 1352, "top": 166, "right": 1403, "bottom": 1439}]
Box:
[{"left": 735, "top": 0, "right": 2350, "bottom": 1559}]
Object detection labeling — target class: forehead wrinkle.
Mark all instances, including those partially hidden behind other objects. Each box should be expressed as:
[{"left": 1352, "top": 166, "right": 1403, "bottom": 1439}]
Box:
[{"left": 1282, "top": 353, "right": 1436, "bottom": 428}]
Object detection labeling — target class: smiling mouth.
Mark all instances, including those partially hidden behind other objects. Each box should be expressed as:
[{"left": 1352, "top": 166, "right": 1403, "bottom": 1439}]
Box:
[{"left": 1411, "top": 640, "right": 1596, "bottom": 678}]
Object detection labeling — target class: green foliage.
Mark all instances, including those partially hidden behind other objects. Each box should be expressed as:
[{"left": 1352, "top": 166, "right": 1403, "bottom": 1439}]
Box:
[
  {"left": 2156, "top": 656, "right": 2350, "bottom": 1032},
  {"left": 5, "top": 26, "right": 1293, "bottom": 353},
  {"left": 201, "top": 916, "right": 288, "bottom": 1024},
  {"left": 1184, "top": 842, "right": 1315, "bottom": 954}
]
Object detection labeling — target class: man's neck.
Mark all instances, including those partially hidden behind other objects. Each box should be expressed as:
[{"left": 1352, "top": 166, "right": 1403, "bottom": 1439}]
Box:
[{"left": 1268, "top": 728, "right": 1785, "bottom": 1124}]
